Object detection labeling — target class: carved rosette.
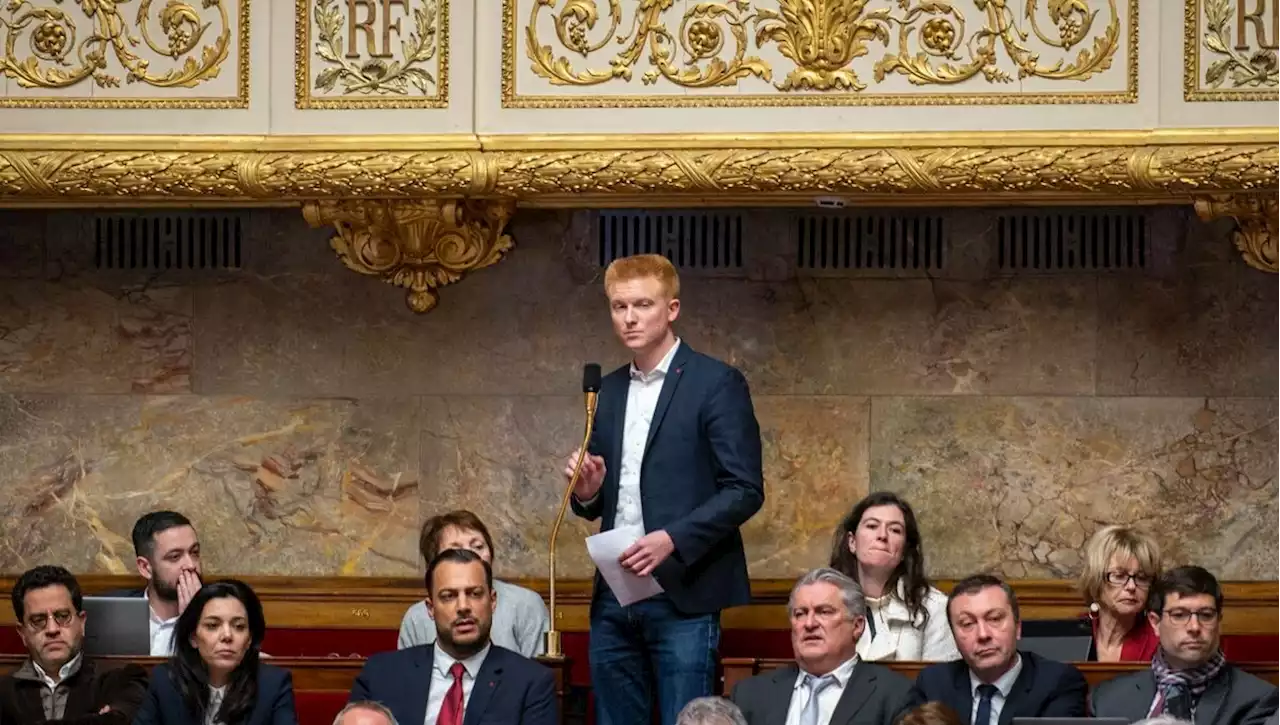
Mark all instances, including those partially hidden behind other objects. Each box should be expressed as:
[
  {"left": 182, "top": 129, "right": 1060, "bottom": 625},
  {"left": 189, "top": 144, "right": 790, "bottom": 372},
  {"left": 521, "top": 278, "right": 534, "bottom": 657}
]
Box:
[
  {"left": 1193, "top": 194, "right": 1278, "bottom": 273},
  {"left": 301, "top": 199, "right": 516, "bottom": 313}
]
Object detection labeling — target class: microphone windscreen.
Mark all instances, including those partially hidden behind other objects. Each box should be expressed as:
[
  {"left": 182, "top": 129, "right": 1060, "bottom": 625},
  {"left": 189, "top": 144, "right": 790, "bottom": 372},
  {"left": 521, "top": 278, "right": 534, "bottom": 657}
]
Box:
[{"left": 582, "top": 363, "right": 602, "bottom": 393}]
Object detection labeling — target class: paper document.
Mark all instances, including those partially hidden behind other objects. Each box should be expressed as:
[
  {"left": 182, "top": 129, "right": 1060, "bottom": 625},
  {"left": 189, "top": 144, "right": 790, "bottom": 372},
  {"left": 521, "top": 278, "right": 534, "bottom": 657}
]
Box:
[{"left": 586, "top": 525, "right": 665, "bottom": 606}]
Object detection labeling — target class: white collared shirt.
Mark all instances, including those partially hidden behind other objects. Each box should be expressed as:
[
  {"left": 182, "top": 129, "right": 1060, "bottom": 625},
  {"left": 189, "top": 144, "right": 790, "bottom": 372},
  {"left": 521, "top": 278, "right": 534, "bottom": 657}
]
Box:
[
  {"left": 615, "top": 338, "right": 681, "bottom": 529},
  {"left": 969, "top": 654, "right": 1024, "bottom": 725},
  {"left": 424, "top": 642, "right": 492, "bottom": 725},
  {"left": 149, "top": 604, "right": 178, "bottom": 656},
  {"left": 32, "top": 652, "right": 81, "bottom": 689},
  {"left": 783, "top": 654, "right": 859, "bottom": 725},
  {"left": 206, "top": 685, "right": 227, "bottom": 725}
]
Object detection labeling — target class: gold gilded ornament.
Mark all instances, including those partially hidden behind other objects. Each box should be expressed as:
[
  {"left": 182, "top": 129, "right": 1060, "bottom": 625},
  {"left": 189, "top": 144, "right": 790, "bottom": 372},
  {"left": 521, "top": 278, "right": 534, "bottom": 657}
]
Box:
[
  {"left": 301, "top": 199, "right": 516, "bottom": 313},
  {"left": 754, "top": 0, "right": 890, "bottom": 91},
  {"left": 0, "top": 0, "right": 234, "bottom": 93},
  {"left": 1194, "top": 194, "right": 1278, "bottom": 273},
  {"left": 311, "top": 0, "right": 440, "bottom": 96},
  {"left": 1198, "top": 0, "right": 1278, "bottom": 90}
]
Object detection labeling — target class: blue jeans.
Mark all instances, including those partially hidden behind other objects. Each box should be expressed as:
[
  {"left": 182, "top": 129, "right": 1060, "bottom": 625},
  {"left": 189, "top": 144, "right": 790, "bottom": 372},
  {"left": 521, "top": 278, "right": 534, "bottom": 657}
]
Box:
[{"left": 589, "top": 587, "right": 721, "bottom": 725}]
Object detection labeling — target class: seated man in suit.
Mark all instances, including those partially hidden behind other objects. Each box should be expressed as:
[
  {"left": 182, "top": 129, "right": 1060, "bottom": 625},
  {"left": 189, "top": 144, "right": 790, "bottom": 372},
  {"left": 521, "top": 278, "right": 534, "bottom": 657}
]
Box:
[
  {"left": 731, "top": 568, "right": 912, "bottom": 725},
  {"left": 908, "top": 574, "right": 1087, "bottom": 721},
  {"left": 349, "top": 548, "right": 557, "bottom": 725},
  {"left": 106, "top": 510, "right": 204, "bottom": 656},
  {"left": 0, "top": 565, "right": 148, "bottom": 724},
  {"left": 1092, "top": 565, "right": 1277, "bottom": 724}
]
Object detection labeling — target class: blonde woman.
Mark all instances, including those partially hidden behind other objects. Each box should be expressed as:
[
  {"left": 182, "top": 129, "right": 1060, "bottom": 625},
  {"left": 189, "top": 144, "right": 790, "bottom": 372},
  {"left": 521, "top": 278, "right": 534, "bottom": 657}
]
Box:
[{"left": 1079, "top": 524, "right": 1162, "bottom": 662}]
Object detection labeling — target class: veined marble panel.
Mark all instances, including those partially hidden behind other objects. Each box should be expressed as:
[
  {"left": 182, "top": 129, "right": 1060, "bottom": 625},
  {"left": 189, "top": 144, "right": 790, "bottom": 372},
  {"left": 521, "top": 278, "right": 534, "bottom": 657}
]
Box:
[{"left": 871, "top": 396, "right": 1279, "bottom": 580}]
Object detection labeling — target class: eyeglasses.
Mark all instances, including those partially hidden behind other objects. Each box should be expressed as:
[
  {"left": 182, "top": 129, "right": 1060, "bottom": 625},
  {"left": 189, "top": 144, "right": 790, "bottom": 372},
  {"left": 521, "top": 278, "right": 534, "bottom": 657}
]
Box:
[
  {"left": 1161, "top": 608, "right": 1219, "bottom": 626},
  {"left": 24, "top": 610, "right": 75, "bottom": 631},
  {"left": 1104, "top": 571, "right": 1154, "bottom": 588}
]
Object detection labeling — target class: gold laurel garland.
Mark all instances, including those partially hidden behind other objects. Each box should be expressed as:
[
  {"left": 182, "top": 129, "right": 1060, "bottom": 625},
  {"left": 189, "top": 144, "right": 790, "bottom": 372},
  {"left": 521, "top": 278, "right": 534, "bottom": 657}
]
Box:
[{"left": 312, "top": 0, "right": 439, "bottom": 96}]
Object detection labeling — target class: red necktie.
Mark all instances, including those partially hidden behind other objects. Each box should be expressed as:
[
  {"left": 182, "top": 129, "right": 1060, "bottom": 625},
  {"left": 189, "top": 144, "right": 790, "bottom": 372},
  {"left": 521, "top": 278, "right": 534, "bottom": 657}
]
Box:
[{"left": 435, "top": 662, "right": 466, "bottom": 725}]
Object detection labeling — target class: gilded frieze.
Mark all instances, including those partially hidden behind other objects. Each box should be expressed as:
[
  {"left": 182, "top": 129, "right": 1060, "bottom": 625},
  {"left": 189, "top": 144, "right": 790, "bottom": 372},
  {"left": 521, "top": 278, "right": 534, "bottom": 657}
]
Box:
[
  {"left": 1184, "top": 0, "right": 1279, "bottom": 101},
  {"left": 0, "top": 0, "right": 248, "bottom": 108},
  {"left": 295, "top": 0, "right": 449, "bottom": 108},
  {"left": 503, "top": 0, "right": 1138, "bottom": 107}
]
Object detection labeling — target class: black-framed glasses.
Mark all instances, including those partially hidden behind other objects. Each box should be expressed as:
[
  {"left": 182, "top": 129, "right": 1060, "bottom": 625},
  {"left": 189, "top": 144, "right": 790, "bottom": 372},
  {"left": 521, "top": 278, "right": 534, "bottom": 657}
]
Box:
[
  {"left": 24, "top": 610, "right": 75, "bottom": 631},
  {"left": 1104, "top": 571, "right": 1154, "bottom": 588},
  {"left": 1161, "top": 608, "right": 1219, "bottom": 626}
]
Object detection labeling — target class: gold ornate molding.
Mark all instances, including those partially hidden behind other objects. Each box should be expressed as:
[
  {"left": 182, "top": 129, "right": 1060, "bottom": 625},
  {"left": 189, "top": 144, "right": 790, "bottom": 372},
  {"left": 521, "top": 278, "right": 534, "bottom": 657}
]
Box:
[
  {"left": 504, "top": 0, "right": 1138, "bottom": 108},
  {"left": 1194, "top": 193, "right": 1278, "bottom": 272},
  {"left": 0, "top": 0, "right": 249, "bottom": 109},
  {"left": 0, "top": 130, "right": 1274, "bottom": 205},
  {"left": 301, "top": 199, "right": 515, "bottom": 313},
  {"left": 1184, "top": 0, "right": 1280, "bottom": 101},
  {"left": 296, "top": 0, "right": 450, "bottom": 108}
]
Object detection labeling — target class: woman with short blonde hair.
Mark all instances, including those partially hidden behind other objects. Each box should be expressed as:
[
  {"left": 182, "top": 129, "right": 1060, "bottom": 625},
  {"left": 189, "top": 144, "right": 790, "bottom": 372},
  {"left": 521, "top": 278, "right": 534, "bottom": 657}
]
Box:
[{"left": 1078, "top": 524, "right": 1162, "bottom": 662}]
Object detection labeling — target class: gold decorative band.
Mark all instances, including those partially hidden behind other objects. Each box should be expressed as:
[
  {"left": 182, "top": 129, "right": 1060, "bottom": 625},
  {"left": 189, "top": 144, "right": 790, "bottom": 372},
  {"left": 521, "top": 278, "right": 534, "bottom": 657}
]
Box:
[{"left": 0, "top": 130, "right": 1274, "bottom": 206}]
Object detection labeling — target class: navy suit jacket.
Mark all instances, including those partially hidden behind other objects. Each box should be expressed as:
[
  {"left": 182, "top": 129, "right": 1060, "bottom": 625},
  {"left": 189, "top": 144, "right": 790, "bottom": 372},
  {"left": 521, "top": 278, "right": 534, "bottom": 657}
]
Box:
[
  {"left": 348, "top": 644, "right": 557, "bottom": 725},
  {"left": 133, "top": 663, "right": 296, "bottom": 725},
  {"left": 570, "top": 342, "right": 765, "bottom": 614},
  {"left": 907, "top": 651, "right": 1088, "bottom": 721}
]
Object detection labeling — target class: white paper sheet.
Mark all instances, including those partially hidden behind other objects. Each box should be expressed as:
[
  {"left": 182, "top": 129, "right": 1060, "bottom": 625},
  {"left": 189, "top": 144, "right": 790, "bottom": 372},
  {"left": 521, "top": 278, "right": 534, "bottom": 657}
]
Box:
[{"left": 585, "top": 525, "right": 665, "bottom": 606}]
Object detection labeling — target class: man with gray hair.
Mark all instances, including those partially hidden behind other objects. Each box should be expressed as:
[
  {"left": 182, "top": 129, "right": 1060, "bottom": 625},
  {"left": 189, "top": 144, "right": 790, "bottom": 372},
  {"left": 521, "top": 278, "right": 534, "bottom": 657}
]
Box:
[
  {"left": 730, "top": 568, "right": 912, "bottom": 725},
  {"left": 333, "top": 700, "right": 399, "bottom": 725},
  {"left": 678, "top": 696, "right": 748, "bottom": 725}
]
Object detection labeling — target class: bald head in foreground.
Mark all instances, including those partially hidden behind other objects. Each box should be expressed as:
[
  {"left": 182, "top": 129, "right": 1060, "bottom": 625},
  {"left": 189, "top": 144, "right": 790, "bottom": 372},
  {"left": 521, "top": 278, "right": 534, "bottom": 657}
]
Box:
[{"left": 334, "top": 701, "right": 399, "bottom": 725}]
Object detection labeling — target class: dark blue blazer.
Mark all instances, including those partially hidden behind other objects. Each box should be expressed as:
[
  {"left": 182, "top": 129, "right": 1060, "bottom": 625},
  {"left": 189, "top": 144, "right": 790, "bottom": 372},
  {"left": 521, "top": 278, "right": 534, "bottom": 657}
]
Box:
[
  {"left": 133, "top": 663, "right": 296, "bottom": 725},
  {"left": 571, "top": 342, "right": 765, "bottom": 614},
  {"left": 907, "top": 650, "right": 1088, "bottom": 722},
  {"left": 348, "top": 644, "right": 557, "bottom": 725}
]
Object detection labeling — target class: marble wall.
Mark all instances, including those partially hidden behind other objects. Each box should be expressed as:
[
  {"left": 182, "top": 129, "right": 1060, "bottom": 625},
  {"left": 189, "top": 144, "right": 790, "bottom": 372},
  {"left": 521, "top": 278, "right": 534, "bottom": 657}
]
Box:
[{"left": 0, "top": 207, "right": 1274, "bottom": 580}]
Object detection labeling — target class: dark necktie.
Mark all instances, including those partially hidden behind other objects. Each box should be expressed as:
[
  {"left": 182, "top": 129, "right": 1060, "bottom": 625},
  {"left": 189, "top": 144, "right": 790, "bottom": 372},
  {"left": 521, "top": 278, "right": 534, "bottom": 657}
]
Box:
[
  {"left": 436, "top": 662, "right": 466, "bottom": 725},
  {"left": 974, "top": 683, "right": 999, "bottom": 725},
  {"left": 1164, "top": 686, "right": 1193, "bottom": 719}
]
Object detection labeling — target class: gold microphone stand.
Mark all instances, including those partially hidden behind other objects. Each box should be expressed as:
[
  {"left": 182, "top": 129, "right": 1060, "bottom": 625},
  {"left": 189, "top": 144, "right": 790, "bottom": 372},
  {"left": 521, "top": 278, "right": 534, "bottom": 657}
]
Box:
[{"left": 545, "top": 389, "right": 598, "bottom": 659}]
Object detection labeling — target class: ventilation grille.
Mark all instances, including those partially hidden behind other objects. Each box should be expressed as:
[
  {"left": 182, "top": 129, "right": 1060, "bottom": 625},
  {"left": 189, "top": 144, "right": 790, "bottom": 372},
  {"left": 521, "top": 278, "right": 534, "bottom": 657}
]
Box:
[
  {"left": 94, "top": 213, "right": 242, "bottom": 270},
  {"left": 796, "top": 214, "right": 947, "bottom": 271},
  {"left": 998, "top": 211, "right": 1148, "bottom": 271},
  {"left": 598, "top": 211, "right": 743, "bottom": 269}
]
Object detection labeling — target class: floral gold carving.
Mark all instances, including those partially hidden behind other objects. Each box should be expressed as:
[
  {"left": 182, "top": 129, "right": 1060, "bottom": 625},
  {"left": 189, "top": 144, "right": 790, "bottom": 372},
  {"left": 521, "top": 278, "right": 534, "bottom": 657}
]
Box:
[
  {"left": 296, "top": 0, "right": 449, "bottom": 108},
  {"left": 1194, "top": 193, "right": 1278, "bottom": 273},
  {"left": 0, "top": 133, "right": 1273, "bottom": 203},
  {"left": 0, "top": 0, "right": 246, "bottom": 107},
  {"left": 1185, "top": 0, "right": 1279, "bottom": 101},
  {"left": 301, "top": 199, "right": 516, "bottom": 313},
  {"left": 508, "top": 0, "right": 1136, "bottom": 107}
]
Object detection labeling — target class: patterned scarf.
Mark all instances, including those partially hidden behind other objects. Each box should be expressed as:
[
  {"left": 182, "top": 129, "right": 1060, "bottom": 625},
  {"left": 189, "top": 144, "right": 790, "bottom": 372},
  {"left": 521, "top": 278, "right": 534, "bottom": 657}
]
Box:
[{"left": 1150, "top": 647, "right": 1226, "bottom": 715}]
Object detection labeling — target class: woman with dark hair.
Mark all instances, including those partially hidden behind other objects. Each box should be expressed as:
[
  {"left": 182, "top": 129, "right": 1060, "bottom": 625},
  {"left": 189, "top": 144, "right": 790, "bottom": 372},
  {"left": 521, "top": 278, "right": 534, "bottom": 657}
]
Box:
[
  {"left": 134, "top": 579, "right": 296, "bottom": 725},
  {"left": 830, "top": 492, "right": 958, "bottom": 662}
]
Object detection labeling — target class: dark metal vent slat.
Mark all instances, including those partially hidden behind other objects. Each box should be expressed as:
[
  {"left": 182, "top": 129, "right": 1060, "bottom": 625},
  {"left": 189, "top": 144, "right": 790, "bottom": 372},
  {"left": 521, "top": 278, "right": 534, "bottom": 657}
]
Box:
[
  {"left": 93, "top": 212, "right": 242, "bottom": 271},
  {"left": 598, "top": 211, "right": 744, "bottom": 269},
  {"left": 998, "top": 210, "right": 1148, "bottom": 272},
  {"left": 796, "top": 213, "right": 948, "bottom": 271}
]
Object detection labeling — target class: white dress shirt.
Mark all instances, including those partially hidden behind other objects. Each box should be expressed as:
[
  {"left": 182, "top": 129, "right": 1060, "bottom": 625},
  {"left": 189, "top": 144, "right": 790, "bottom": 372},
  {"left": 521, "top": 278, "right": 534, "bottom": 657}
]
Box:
[
  {"left": 205, "top": 685, "right": 227, "bottom": 725},
  {"left": 783, "top": 655, "right": 859, "bottom": 725},
  {"left": 149, "top": 605, "right": 178, "bottom": 656},
  {"left": 424, "top": 642, "right": 491, "bottom": 725},
  {"left": 32, "top": 652, "right": 81, "bottom": 689},
  {"left": 614, "top": 338, "right": 681, "bottom": 529},
  {"left": 969, "top": 654, "right": 1024, "bottom": 725}
]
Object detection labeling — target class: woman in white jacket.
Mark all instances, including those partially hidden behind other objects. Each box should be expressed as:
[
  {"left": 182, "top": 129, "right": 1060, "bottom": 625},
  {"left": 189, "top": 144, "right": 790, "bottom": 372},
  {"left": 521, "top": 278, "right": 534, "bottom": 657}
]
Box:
[{"left": 829, "top": 492, "right": 959, "bottom": 662}]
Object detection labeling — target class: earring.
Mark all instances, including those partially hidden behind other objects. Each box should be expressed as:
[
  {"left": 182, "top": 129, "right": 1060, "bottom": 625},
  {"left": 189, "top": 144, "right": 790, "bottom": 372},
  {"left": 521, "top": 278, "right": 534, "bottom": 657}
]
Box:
[{"left": 1088, "top": 602, "right": 1100, "bottom": 618}]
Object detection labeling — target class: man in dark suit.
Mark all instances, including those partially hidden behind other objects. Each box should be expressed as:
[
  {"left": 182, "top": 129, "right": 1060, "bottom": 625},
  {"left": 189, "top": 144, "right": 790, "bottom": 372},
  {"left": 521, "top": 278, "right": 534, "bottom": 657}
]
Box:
[
  {"left": 1092, "top": 566, "right": 1277, "bottom": 724},
  {"left": 0, "top": 565, "right": 148, "bottom": 724},
  {"left": 348, "top": 548, "right": 556, "bottom": 725},
  {"left": 730, "top": 568, "right": 912, "bottom": 725},
  {"left": 908, "top": 574, "right": 1087, "bottom": 722},
  {"left": 104, "top": 510, "right": 205, "bottom": 656},
  {"left": 562, "top": 253, "right": 765, "bottom": 725}
]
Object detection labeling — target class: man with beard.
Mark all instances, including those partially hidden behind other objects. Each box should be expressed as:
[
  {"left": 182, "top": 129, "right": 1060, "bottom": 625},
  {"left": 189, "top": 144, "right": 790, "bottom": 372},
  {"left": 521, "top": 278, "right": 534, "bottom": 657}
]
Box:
[
  {"left": 0, "top": 565, "right": 148, "bottom": 723},
  {"left": 349, "top": 548, "right": 557, "bottom": 725},
  {"left": 1092, "top": 566, "right": 1277, "bottom": 723},
  {"left": 108, "top": 511, "right": 204, "bottom": 655}
]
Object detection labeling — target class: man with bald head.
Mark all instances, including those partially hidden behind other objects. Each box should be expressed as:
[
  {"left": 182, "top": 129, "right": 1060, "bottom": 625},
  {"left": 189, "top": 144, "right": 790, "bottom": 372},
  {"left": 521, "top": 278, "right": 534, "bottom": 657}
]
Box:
[{"left": 334, "top": 701, "right": 399, "bottom": 725}]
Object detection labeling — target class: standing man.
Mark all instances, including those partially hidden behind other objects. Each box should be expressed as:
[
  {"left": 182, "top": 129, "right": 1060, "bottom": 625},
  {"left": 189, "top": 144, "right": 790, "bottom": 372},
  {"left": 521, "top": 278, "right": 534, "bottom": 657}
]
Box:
[
  {"left": 563, "top": 253, "right": 766, "bottom": 725},
  {"left": 107, "top": 511, "right": 204, "bottom": 656}
]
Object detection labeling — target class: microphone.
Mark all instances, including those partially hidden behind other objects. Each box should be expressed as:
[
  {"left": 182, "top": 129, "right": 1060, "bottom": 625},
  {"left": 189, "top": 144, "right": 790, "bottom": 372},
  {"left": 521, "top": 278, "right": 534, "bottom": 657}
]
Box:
[{"left": 545, "top": 363, "right": 602, "bottom": 660}]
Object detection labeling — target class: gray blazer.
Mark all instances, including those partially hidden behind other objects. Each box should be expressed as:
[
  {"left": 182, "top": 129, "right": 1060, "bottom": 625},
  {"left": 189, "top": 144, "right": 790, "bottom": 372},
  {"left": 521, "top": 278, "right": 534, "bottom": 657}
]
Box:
[
  {"left": 730, "top": 661, "right": 912, "bottom": 725},
  {"left": 1091, "top": 666, "right": 1278, "bottom": 725}
]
